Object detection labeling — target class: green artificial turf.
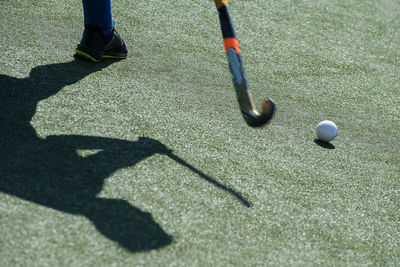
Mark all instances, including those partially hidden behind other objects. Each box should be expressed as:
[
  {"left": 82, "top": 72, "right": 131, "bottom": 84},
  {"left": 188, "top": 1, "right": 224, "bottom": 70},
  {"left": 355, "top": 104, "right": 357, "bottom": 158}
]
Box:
[{"left": 1, "top": 0, "right": 399, "bottom": 265}]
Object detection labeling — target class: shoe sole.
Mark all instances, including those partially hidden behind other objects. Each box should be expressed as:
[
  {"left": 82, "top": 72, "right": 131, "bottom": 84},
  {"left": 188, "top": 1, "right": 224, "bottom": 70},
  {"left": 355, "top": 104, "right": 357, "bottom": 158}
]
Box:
[{"left": 75, "top": 49, "right": 127, "bottom": 62}]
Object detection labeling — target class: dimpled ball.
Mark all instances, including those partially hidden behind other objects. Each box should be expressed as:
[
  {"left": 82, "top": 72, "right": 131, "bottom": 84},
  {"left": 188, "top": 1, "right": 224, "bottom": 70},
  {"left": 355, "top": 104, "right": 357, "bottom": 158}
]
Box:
[{"left": 316, "top": 120, "right": 337, "bottom": 142}]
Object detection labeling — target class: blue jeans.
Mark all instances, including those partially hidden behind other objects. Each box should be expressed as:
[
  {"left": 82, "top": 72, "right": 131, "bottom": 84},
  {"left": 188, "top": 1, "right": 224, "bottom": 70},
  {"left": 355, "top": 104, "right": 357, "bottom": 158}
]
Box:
[{"left": 82, "top": 0, "right": 114, "bottom": 36}]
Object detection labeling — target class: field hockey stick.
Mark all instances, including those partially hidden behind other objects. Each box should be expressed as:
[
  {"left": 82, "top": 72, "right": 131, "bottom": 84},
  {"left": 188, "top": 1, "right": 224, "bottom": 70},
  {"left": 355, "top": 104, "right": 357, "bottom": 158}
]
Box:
[{"left": 215, "top": 0, "right": 275, "bottom": 127}]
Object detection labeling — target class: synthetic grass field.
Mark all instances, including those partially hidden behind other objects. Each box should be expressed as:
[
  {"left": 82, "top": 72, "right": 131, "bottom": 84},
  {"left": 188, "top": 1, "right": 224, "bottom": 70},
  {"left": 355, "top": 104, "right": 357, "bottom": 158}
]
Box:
[{"left": 1, "top": 0, "right": 399, "bottom": 265}]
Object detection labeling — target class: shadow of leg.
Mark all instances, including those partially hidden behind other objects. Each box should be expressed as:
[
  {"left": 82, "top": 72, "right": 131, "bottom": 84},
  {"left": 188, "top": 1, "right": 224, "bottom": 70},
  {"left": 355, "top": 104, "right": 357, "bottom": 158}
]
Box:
[{"left": 83, "top": 198, "right": 173, "bottom": 252}]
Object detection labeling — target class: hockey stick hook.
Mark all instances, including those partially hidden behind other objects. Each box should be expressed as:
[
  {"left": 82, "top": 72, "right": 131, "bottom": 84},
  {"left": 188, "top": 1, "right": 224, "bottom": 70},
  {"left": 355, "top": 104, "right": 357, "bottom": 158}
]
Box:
[{"left": 227, "top": 48, "right": 275, "bottom": 127}]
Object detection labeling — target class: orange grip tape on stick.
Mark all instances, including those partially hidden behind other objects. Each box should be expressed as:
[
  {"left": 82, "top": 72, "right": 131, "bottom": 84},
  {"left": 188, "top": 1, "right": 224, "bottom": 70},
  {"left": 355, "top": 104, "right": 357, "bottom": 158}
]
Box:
[
  {"left": 215, "top": 0, "right": 229, "bottom": 9},
  {"left": 223, "top": 38, "right": 241, "bottom": 54}
]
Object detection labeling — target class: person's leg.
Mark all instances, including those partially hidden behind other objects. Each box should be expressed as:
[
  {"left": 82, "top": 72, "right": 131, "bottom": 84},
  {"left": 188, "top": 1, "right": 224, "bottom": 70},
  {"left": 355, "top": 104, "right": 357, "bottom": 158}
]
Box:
[
  {"left": 75, "top": 0, "right": 127, "bottom": 62},
  {"left": 82, "top": 0, "right": 114, "bottom": 37}
]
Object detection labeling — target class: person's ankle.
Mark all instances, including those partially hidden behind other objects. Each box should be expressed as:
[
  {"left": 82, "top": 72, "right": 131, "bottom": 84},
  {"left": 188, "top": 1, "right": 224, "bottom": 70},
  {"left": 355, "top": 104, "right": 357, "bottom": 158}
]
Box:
[{"left": 84, "top": 25, "right": 113, "bottom": 43}]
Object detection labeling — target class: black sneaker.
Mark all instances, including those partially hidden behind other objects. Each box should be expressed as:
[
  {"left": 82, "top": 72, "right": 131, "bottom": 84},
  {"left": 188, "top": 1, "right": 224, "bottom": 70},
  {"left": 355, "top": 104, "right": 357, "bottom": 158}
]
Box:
[{"left": 75, "top": 26, "right": 128, "bottom": 62}]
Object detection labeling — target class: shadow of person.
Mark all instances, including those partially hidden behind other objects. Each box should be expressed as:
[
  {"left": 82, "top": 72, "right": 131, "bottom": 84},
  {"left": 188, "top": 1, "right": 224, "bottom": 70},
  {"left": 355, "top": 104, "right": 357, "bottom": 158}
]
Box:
[
  {"left": 1, "top": 58, "right": 251, "bottom": 252},
  {"left": 0, "top": 59, "right": 172, "bottom": 252}
]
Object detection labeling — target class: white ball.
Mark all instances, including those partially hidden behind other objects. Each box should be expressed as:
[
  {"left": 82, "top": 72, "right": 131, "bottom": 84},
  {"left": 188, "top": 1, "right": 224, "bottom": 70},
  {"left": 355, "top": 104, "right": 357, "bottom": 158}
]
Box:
[{"left": 316, "top": 120, "right": 338, "bottom": 142}]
